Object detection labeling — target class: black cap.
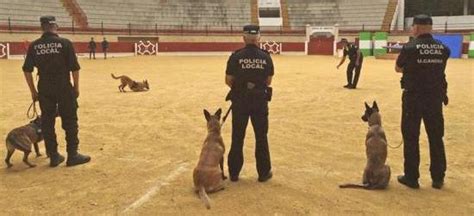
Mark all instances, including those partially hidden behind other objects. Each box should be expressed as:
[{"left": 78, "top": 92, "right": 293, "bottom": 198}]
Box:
[
  {"left": 413, "top": 14, "right": 432, "bottom": 25},
  {"left": 40, "top": 16, "right": 57, "bottom": 25},
  {"left": 243, "top": 25, "right": 260, "bottom": 35},
  {"left": 340, "top": 38, "right": 348, "bottom": 43}
]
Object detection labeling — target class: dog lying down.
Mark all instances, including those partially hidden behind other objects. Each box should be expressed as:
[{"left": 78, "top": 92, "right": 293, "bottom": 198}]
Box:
[
  {"left": 111, "top": 73, "right": 149, "bottom": 92},
  {"left": 5, "top": 117, "right": 44, "bottom": 168},
  {"left": 193, "top": 109, "right": 227, "bottom": 209},
  {"left": 339, "top": 101, "right": 391, "bottom": 190}
]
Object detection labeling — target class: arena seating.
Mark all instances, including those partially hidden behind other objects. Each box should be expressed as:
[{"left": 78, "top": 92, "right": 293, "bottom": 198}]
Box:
[
  {"left": 286, "top": 0, "right": 389, "bottom": 30},
  {"left": 76, "top": 0, "right": 252, "bottom": 29},
  {"left": 0, "top": 0, "right": 73, "bottom": 27}
]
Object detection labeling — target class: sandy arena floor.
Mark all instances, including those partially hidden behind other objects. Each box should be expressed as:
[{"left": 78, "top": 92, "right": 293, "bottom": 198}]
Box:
[{"left": 0, "top": 55, "right": 473, "bottom": 215}]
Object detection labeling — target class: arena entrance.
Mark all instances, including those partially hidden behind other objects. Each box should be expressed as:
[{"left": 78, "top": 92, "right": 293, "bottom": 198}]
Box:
[{"left": 305, "top": 25, "right": 339, "bottom": 56}]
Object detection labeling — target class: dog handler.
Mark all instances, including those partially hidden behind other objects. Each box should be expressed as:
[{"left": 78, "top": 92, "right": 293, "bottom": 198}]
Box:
[
  {"left": 395, "top": 14, "right": 450, "bottom": 189},
  {"left": 225, "top": 25, "right": 274, "bottom": 182},
  {"left": 22, "top": 16, "right": 91, "bottom": 167},
  {"left": 336, "top": 38, "right": 364, "bottom": 89}
]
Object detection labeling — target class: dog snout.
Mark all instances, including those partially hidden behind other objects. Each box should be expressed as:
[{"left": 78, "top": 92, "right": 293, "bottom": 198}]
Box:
[{"left": 361, "top": 115, "right": 368, "bottom": 122}]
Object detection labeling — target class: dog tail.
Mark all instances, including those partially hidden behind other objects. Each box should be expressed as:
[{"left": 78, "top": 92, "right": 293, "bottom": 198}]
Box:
[
  {"left": 111, "top": 73, "right": 123, "bottom": 79},
  {"left": 339, "top": 183, "right": 370, "bottom": 190},
  {"left": 198, "top": 186, "right": 211, "bottom": 209}
]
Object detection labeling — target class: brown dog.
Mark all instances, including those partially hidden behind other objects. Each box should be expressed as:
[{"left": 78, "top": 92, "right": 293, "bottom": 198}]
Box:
[
  {"left": 111, "top": 73, "right": 149, "bottom": 92},
  {"left": 193, "top": 109, "right": 227, "bottom": 209},
  {"left": 340, "top": 101, "right": 391, "bottom": 190},
  {"left": 5, "top": 117, "right": 43, "bottom": 168}
]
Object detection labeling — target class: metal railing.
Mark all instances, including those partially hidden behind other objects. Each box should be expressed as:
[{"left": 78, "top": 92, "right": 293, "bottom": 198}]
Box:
[{"left": 1, "top": 17, "right": 474, "bottom": 36}]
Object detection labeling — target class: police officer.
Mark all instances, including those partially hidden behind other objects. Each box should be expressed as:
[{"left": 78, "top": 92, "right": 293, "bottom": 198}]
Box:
[
  {"left": 101, "top": 37, "right": 109, "bottom": 59},
  {"left": 22, "top": 16, "right": 91, "bottom": 167},
  {"left": 88, "top": 37, "right": 96, "bottom": 60},
  {"left": 336, "top": 38, "right": 364, "bottom": 89},
  {"left": 225, "top": 25, "right": 274, "bottom": 182},
  {"left": 395, "top": 14, "right": 450, "bottom": 189}
]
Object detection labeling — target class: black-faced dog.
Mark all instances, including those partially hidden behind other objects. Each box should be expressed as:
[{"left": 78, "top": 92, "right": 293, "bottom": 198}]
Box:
[
  {"left": 5, "top": 117, "right": 44, "bottom": 168},
  {"left": 340, "top": 101, "right": 391, "bottom": 189}
]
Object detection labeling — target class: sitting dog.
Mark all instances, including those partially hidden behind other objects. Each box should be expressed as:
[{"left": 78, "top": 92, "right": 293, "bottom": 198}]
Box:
[
  {"left": 5, "top": 117, "right": 44, "bottom": 168},
  {"left": 193, "top": 109, "right": 227, "bottom": 209},
  {"left": 111, "top": 73, "right": 149, "bottom": 92},
  {"left": 340, "top": 101, "right": 391, "bottom": 190}
]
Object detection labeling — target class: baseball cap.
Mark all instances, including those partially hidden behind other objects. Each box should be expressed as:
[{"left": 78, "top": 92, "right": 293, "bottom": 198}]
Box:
[
  {"left": 243, "top": 25, "right": 260, "bottom": 35},
  {"left": 40, "top": 16, "right": 57, "bottom": 25},
  {"left": 413, "top": 14, "right": 433, "bottom": 25}
]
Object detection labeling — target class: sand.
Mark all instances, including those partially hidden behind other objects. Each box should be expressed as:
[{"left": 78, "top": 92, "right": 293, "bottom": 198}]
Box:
[{"left": 0, "top": 55, "right": 473, "bottom": 215}]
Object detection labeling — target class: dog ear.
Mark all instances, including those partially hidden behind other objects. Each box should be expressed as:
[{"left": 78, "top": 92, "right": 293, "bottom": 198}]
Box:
[
  {"left": 373, "top": 101, "right": 379, "bottom": 111},
  {"left": 215, "top": 108, "right": 222, "bottom": 120},
  {"left": 365, "top": 102, "right": 370, "bottom": 110},
  {"left": 203, "top": 109, "right": 211, "bottom": 122}
]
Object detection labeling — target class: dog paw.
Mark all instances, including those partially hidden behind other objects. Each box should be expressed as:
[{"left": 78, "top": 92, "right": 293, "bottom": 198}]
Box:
[
  {"left": 6, "top": 164, "right": 13, "bottom": 168},
  {"left": 222, "top": 175, "right": 228, "bottom": 180},
  {"left": 28, "top": 164, "right": 37, "bottom": 168}
]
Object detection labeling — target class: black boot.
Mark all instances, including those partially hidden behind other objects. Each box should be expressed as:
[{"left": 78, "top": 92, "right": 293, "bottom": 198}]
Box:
[
  {"left": 258, "top": 171, "right": 273, "bottom": 182},
  {"left": 432, "top": 179, "right": 444, "bottom": 189},
  {"left": 397, "top": 175, "right": 419, "bottom": 189},
  {"left": 66, "top": 152, "right": 91, "bottom": 167},
  {"left": 50, "top": 153, "right": 65, "bottom": 167}
]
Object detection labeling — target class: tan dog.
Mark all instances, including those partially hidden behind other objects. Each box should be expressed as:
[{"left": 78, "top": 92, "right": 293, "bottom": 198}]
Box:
[
  {"left": 111, "top": 73, "right": 149, "bottom": 92},
  {"left": 193, "top": 109, "right": 227, "bottom": 209},
  {"left": 340, "top": 101, "right": 391, "bottom": 190},
  {"left": 5, "top": 117, "right": 43, "bottom": 168}
]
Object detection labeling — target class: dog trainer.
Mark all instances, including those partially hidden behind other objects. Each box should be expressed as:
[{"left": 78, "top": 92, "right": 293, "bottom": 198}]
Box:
[
  {"left": 225, "top": 25, "right": 274, "bottom": 182},
  {"left": 22, "top": 16, "right": 91, "bottom": 167},
  {"left": 336, "top": 38, "right": 364, "bottom": 89},
  {"left": 88, "top": 37, "right": 96, "bottom": 60},
  {"left": 395, "top": 14, "right": 450, "bottom": 189}
]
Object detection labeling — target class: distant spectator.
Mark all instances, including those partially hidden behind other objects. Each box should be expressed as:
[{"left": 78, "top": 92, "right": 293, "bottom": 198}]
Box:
[
  {"left": 101, "top": 37, "right": 109, "bottom": 59},
  {"left": 88, "top": 37, "right": 96, "bottom": 59}
]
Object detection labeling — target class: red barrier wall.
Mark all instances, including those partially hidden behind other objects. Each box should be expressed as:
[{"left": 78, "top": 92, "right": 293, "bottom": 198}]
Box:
[
  {"left": 308, "top": 37, "right": 334, "bottom": 55},
  {"left": 158, "top": 42, "right": 243, "bottom": 52},
  {"left": 281, "top": 42, "right": 305, "bottom": 52},
  {"left": 4, "top": 41, "right": 467, "bottom": 55}
]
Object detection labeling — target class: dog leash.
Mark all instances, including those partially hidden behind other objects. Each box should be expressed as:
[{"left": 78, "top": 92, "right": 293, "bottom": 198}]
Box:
[
  {"left": 221, "top": 105, "right": 232, "bottom": 126},
  {"left": 27, "top": 101, "right": 39, "bottom": 119},
  {"left": 388, "top": 141, "right": 403, "bottom": 149}
]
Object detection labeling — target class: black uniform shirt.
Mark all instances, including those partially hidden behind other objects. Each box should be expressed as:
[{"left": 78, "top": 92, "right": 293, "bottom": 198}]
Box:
[
  {"left": 102, "top": 40, "right": 109, "bottom": 49},
  {"left": 23, "top": 32, "right": 80, "bottom": 87},
  {"left": 343, "top": 43, "right": 363, "bottom": 62},
  {"left": 226, "top": 44, "right": 274, "bottom": 89},
  {"left": 396, "top": 34, "right": 450, "bottom": 93},
  {"left": 89, "top": 41, "right": 97, "bottom": 50}
]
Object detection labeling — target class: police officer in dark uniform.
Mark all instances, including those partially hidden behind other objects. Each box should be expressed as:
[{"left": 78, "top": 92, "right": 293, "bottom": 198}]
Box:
[
  {"left": 336, "top": 38, "right": 364, "bottom": 89},
  {"left": 88, "top": 37, "right": 96, "bottom": 60},
  {"left": 101, "top": 37, "right": 109, "bottom": 59},
  {"left": 23, "top": 16, "right": 91, "bottom": 167},
  {"left": 225, "top": 25, "right": 274, "bottom": 182},
  {"left": 395, "top": 14, "right": 450, "bottom": 189}
]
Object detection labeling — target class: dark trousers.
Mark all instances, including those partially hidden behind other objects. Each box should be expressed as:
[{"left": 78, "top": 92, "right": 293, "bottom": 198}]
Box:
[
  {"left": 89, "top": 50, "right": 96, "bottom": 59},
  {"left": 103, "top": 48, "right": 107, "bottom": 59},
  {"left": 402, "top": 91, "right": 446, "bottom": 181},
  {"left": 38, "top": 84, "right": 79, "bottom": 155},
  {"left": 228, "top": 94, "right": 271, "bottom": 177},
  {"left": 346, "top": 59, "right": 363, "bottom": 87}
]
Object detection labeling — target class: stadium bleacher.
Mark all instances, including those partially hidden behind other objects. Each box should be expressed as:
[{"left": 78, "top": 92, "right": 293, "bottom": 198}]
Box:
[
  {"left": 286, "top": 0, "right": 389, "bottom": 30},
  {"left": 0, "top": 0, "right": 391, "bottom": 31},
  {"left": 76, "top": 0, "right": 251, "bottom": 29},
  {"left": 0, "top": 0, "right": 73, "bottom": 27}
]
